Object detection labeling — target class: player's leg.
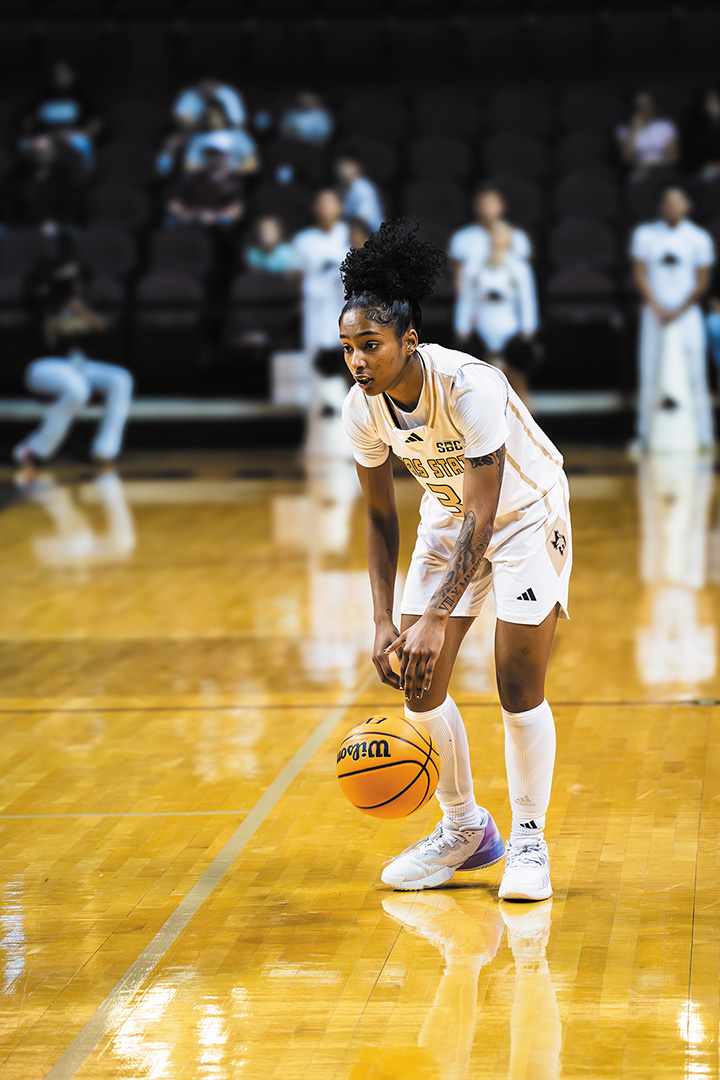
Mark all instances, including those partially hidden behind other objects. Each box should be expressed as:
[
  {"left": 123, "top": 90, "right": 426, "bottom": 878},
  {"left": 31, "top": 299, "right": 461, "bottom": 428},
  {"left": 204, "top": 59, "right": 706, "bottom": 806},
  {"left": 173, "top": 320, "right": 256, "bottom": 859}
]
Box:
[
  {"left": 495, "top": 608, "right": 559, "bottom": 902},
  {"left": 381, "top": 607, "right": 505, "bottom": 891},
  {"left": 13, "top": 359, "right": 90, "bottom": 463},
  {"left": 82, "top": 360, "right": 134, "bottom": 462}
]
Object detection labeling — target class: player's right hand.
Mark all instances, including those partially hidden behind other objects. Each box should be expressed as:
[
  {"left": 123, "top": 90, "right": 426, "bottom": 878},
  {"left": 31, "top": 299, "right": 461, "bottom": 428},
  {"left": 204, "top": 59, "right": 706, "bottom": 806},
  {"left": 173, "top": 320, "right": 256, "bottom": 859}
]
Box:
[{"left": 372, "top": 622, "right": 402, "bottom": 690}]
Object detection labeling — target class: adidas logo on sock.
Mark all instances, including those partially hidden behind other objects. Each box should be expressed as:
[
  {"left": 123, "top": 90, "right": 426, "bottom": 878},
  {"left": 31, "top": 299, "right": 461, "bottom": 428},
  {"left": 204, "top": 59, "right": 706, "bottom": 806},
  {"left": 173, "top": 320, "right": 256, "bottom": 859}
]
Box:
[
  {"left": 516, "top": 588, "right": 537, "bottom": 601},
  {"left": 518, "top": 819, "right": 539, "bottom": 829},
  {"left": 515, "top": 795, "right": 533, "bottom": 806},
  {"left": 405, "top": 432, "right": 423, "bottom": 443}
]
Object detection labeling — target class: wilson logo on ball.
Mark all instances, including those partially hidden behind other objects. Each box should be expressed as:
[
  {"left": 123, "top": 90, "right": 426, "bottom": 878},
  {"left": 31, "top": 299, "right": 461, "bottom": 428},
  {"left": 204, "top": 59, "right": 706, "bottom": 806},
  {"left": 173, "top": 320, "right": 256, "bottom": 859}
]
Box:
[
  {"left": 337, "top": 739, "right": 390, "bottom": 763},
  {"left": 336, "top": 715, "right": 440, "bottom": 819}
]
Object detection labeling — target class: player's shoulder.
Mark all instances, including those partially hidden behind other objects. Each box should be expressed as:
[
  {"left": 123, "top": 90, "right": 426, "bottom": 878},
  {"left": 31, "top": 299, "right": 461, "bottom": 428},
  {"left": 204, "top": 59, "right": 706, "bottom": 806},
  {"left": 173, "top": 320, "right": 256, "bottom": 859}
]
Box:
[
  {"left": 682, "top": 219, "right": 712, "bottom": 243},
  {"left": 342, "top": 383, "right": 374, "bottom": 423},
  {"left": 421, "top": 343, "right": 507, "bottom": 390}
]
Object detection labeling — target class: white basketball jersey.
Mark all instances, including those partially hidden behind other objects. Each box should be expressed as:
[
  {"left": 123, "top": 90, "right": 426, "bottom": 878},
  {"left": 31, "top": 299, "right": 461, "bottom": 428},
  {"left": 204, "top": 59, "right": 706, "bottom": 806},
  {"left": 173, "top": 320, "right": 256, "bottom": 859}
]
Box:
[{"left": 343, "top": 343, "right": 564, "bottom": 527}]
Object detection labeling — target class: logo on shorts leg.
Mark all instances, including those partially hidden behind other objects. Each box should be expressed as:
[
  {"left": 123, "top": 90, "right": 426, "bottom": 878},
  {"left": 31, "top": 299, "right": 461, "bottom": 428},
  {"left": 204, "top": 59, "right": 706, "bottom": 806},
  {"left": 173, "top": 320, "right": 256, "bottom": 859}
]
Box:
[
  {"left": 551, "top": 530, "right": 566, "bottom": 555},
  {"left": 546, "top": 515, "right": 569, "bottom": 575}
]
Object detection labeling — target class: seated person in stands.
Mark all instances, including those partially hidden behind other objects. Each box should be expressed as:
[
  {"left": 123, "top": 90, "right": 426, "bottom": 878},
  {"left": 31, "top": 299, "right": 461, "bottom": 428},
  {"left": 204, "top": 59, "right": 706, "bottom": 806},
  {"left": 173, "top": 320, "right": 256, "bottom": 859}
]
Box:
[
  {"left": 683, "top": 87, "right": 720, "bottom": 180},
  {"left": 453, "top": 219, "right": 539, "bottom": 406},
  {"left": 21, "top": 60, "right": 101, "bottom": 170},
  {"left": 0, "top": 135, "right": 86, "bottom": 233},
  {"left": 13, "top": 254, "right": 133, "bottom": 465},
  {"left": 166, "top": 144, "right": 245, "bottom": 228},
  {"left": 245, "top": 217, "right": 294, "bottom": 273},
  {"left": 335, "top": 153, "right": 383, "bottom": 233},
  {"left": 280, "top": 92, "right": 333, "bottom": 145},
  {"left": 184, "top": 105, "right": 259, "bottom": 176},
  {"left": 172, "top": 76, "right": 247, "bottom": 130},
  {"left": 616, "top": 91, "right": 679, "bottom": 173}
]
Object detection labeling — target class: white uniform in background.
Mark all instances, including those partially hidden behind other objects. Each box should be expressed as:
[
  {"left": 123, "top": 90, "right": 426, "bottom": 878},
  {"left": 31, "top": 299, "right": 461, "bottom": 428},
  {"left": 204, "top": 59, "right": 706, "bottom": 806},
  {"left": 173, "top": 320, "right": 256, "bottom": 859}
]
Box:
[
  {"left": 292, "top": 221, "right": 351, "bottom": 456},
  {"left": 343, "top": 343, "right": 572, "bottom": 625},
  {"left": 449, "top": 224, "right": 532, "bottom": 338},
  {"left": 631, "top": 219, "right": 715, "bottom": 447},
  {"left": 292, "top": 222, "right": 350, "bottom": 358},
  {"left": 467, "top": 257, "right": 538, "bottom": 351},
  {"left": 13, "top": 351, "right": 134, "bottom": 463}
]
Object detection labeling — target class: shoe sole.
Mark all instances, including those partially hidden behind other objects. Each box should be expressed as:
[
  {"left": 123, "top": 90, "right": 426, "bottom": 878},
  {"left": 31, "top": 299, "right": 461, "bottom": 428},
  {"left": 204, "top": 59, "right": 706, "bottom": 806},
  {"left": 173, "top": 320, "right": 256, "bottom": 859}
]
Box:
[{"left": 498, "top": 883, "right": 553, "bottom": 902}]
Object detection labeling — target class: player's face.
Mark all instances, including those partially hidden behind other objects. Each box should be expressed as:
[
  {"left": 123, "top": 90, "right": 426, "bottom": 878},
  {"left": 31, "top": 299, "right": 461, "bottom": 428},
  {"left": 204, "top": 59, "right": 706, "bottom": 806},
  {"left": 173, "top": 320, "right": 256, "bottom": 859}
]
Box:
[{"left": 340, "top": 309, "right": 418, "bottom": 398}]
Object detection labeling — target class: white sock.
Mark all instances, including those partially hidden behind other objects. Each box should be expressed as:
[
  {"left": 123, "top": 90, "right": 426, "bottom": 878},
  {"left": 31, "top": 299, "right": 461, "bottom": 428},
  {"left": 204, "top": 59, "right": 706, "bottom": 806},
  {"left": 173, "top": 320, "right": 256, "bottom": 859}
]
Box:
[
  {"left": 405, "top": 695, "right": 484, "bottom": 829},
  {"left": 502, "top": 698, "right": 556, "bottom": 844}
]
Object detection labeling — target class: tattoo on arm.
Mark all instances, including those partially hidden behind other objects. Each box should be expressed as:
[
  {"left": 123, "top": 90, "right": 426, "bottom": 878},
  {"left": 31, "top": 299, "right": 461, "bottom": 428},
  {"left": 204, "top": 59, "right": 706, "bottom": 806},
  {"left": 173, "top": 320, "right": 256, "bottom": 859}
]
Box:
[
  {"left": 467, "top": 447, "right": 505, "bottom": 487},
  {"left": 427, "top": 447, "right": 505, "bottom": 615}
]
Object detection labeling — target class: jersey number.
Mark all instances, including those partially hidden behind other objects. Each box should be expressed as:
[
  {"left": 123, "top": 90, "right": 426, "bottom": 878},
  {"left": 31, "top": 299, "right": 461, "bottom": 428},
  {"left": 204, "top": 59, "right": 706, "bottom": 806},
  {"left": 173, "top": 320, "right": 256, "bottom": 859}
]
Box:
[{"left": 427, "top": 484, "right": 464, "bottom": 516}]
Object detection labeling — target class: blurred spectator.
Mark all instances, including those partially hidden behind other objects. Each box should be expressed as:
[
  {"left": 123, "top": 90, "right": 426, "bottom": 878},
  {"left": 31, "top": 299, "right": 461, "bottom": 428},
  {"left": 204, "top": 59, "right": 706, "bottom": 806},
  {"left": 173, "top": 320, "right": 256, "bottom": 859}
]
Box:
[
  {"left": 22, "top": 60, "right": 101, "bottom": 169},
  {"left": 13, "top": 255, "right": 133, "bottom": 464},
  {"left": 0, "top": 136, "right": 85, "bottom": 232},
  {"left": 280, "top": 92, "right": 333, "bottom": 145},
  {"left": 172, "top": 78, "right": 246, "bottom": 130},
  {"left": 456, "top": 220, "right": 538, "bottom": 405},
  {"left": 185, "top": 106, "right": 259, "bottom": 175},
  {"left": 245, "top": 217, "right": 294, "bottom": 273},
  {"left": 450, "top": 185, "right": 531, "bottom": 348},
  {"left": 335, "top": 153, "right": 383, "bottom": 233},
  {"left": 617, "top": 91, "right": 679, "bottom": 173},
  {"left": 167, "top": 145, "right": 245, "bottom": 228},
  {"left": 348, "top": 217, "right": 372, "bottom": 250},
  {"left": 292, "top": 189, "right": 350, "bottom": 363},
  {"left": 683, "top": 87, "right": 720, "bottom": 179},
  {"left": 631, "top": 186, "right": 714, "bottom": 449}
]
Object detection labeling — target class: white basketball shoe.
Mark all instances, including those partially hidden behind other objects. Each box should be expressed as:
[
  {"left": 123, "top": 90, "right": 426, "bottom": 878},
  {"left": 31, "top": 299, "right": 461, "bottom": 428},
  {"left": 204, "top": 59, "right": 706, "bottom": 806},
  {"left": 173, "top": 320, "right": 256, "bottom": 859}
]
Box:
[
  {"left": 498, "top": 837, "right": 552, "bottom": 902},
  {"left": 381, "top": 812, "right": 505, "bottom": 891}
]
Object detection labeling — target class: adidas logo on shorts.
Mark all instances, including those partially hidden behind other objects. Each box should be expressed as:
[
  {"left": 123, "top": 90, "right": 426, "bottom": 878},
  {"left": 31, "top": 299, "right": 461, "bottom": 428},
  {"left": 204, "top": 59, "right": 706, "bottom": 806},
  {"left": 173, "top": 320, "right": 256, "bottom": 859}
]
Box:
[
  {"left": 516, "top": 588, "right": 537, "bottom": 601},
  {"left": 405, "top": 432, "right": 423, "bottom": 443}
]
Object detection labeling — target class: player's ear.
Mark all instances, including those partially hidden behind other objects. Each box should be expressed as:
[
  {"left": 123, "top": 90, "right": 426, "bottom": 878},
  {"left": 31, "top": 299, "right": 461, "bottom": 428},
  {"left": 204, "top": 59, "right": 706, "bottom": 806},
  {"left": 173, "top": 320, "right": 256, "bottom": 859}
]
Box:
[{"left": 404, "top": 327, "right": 418, "bottom": 355}]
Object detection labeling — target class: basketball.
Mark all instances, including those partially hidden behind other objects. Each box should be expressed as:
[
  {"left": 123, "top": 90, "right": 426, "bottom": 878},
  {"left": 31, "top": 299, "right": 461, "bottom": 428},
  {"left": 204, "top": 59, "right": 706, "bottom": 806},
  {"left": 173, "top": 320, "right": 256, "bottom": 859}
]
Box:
[{"left": 336, "top": 715, "right": 441, "bottom": 819}]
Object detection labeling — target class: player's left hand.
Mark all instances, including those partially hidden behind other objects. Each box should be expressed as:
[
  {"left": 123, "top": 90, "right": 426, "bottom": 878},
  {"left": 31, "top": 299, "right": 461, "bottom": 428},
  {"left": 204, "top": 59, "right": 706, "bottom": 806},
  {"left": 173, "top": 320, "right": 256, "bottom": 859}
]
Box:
[{"left": 385, "top": 612, "right": 448, "bottom": 701}]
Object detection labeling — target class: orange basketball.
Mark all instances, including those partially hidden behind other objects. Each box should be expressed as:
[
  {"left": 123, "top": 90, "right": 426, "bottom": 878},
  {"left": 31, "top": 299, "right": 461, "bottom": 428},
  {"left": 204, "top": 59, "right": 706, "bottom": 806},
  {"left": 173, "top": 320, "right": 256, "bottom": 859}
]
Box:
[{"left": 336, "top": 715, "right": 440, "bottom": 819}]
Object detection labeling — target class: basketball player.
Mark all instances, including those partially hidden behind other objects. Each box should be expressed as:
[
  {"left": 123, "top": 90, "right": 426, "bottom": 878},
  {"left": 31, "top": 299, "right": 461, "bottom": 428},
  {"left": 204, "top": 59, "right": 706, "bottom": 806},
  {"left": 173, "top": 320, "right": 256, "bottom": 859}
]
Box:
[{"left": 340, "top": 220, "right": 572, "bottom": 901}]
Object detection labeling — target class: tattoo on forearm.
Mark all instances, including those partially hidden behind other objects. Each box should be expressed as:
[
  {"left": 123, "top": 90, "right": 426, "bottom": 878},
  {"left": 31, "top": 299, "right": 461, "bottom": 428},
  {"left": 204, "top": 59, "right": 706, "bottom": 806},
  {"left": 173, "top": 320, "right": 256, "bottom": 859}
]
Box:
[
  {"left": 427, "top": 448, "right": 504, "bottom": 616},
  {"left": 428, "top": 510, "right": 494, "bottom": 614}
]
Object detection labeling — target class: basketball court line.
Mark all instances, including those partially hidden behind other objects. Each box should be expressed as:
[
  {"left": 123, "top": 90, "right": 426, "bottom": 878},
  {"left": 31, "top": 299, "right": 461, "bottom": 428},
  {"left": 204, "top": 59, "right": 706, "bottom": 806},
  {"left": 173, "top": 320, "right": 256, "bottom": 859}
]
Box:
[
  {"left": 0, "top": 811, "right": 253, "bottom": 820},
  {"left": 1, "top": 699, "right": 717, "bottom": 715},
  {"left": 42, "top": 677, "right": 372, "bottom": 1080}
]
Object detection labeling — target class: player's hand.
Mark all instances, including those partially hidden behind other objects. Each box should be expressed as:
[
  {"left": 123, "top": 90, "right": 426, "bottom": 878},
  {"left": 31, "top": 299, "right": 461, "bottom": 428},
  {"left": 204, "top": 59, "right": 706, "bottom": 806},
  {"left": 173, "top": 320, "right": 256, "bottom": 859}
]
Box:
[
  {"left": 385, "top": 612, "right": 448, "bottom": 701},
  {"left": 653, "top": 303, "right": 676, "bottom": 325},
  {"left": 372, "top": 621, "right": 402, "bottom": 690}
]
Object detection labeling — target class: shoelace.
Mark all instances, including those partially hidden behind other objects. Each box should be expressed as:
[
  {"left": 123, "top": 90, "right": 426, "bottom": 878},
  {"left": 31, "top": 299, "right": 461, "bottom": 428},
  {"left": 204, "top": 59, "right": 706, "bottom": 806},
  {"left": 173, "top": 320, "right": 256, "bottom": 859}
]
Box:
[
  {"left": 506, "top": 841, "right": 548, "bottom": 869},
  {"left": 382, "top": 822, "right": 473, "bottom": 866}
]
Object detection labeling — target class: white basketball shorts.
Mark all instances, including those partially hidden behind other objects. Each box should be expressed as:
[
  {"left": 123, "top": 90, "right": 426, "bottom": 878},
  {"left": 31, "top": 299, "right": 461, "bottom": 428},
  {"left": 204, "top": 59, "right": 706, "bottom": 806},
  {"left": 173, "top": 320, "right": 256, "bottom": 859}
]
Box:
[{"left": 401, "top": 473, "right": 572, "bottom": 626}]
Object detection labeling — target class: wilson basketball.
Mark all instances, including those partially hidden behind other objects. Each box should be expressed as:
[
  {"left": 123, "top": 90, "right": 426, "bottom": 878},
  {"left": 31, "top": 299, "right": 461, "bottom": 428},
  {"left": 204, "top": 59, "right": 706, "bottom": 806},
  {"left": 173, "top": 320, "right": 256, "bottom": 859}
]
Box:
[{"left": 336, "top": 715, "right": 440, "bottom": 819}]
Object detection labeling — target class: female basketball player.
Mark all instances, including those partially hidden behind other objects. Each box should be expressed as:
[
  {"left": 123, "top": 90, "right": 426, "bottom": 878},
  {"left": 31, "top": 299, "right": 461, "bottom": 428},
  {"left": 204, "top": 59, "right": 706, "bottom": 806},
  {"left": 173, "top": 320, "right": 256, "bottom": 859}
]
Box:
[{"left": 340, "top": 220, "right": 572, "bottom": 901}]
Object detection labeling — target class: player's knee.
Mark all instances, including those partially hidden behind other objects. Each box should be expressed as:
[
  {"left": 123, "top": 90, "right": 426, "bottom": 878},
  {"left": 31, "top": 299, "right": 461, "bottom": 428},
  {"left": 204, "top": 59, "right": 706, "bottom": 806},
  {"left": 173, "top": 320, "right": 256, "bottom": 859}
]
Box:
[
  {"left": 496, "top": 660, "right": 543, "bottom": 713},
  {"left": 65, "top": 378, "right": 91, "bottom": 409},
  {"left": 110, "top": 368, "right": 134, "bottom": 398}
]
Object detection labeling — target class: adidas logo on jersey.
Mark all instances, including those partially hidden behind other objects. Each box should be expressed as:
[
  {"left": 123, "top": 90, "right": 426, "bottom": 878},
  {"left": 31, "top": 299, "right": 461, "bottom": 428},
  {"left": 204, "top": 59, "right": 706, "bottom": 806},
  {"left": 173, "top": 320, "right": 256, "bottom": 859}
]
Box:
[
  {"left": 405, "top": 432, "right": 423, "bottom": 443},
  {"left": 516, "top": 588, "right": 537, "bottom": 601}
]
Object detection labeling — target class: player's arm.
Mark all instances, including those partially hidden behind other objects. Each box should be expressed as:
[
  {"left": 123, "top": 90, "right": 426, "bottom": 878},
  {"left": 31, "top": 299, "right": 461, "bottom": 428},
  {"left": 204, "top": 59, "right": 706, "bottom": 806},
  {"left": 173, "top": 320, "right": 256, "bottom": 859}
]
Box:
[
  {"left": 387, "top": 447, "right": 505, "bottom": 700},
  {"left": 356, "top": 457, "right": 402, "bottom": 690}
]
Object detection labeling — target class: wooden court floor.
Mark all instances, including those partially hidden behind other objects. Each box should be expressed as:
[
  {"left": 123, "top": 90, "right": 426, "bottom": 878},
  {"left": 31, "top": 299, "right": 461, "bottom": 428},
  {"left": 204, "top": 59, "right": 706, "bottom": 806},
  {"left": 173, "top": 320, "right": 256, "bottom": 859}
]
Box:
[{"left": 1, "top": 448, "right": 719, "bottom": 1080}]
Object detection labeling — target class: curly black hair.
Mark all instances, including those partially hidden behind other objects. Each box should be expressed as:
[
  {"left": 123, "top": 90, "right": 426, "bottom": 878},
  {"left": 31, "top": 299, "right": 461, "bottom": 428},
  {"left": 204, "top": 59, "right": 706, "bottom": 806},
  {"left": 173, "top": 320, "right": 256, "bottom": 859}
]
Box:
[{"left": 339, "top": 218, "right": 447, "bottom": 339}]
